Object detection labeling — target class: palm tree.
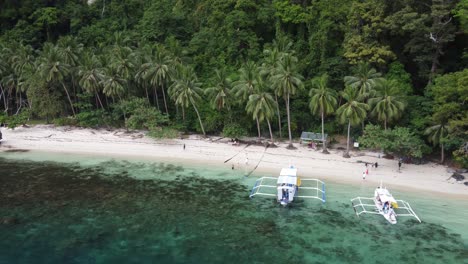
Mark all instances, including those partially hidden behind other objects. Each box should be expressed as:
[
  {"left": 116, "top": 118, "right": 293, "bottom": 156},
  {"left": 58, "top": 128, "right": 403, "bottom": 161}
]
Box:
[
  {"left": 344, "top": 63, "right": 382, "bottom": 96},
  {"left": 246, "top": 78, "right": 277, "bottom": 142},
  {"left": 336, "top": 87, "right": 369, "bottom": 158},
  {"left": 169, "top": 65, "right": 206, "bottom": 136},
  {"left": 144, "top": 46, "right": 171, "bottom": 115},
  {"left": 38, "top": 43, "right": 75, "bottom": 116},
  {"left": 232, "top": 61, "right": 262, "bottom": 138},
  {"left": 260, "top": 37, "right": 293, "bottom": 140},
  {"left": 368, "top": 79, "right": 406, "bottom": 130},
  {"left": 425, "top": 122, "right": 449, "bottom": 163},
  {"left": 309, "top": 74, "right": 338, "bottom": 153},
  {"left": 78, "top": 51, "right": 105, "bottom": 109},
  {"left": 102, "top": 66, "right": 126, "bottom": 100},
  {"left": 205, "top": 68, "right": 232, "bottom": 110},
  {"left": 271, "top": 54, "right": 303, "bottom": 148}
]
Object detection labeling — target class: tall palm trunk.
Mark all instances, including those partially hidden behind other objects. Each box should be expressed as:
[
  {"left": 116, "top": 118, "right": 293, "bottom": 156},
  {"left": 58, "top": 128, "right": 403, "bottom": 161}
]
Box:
[
  {"left": 384, "top": 118, "right": 387, "bottom": 130},
  {"left": 61, "top": 82, "right": 76, "bottom": 116},
  {"left": 345, "top": 120, "right": 351, "bottom": 158},
  {"left": 275, "top": 94, "right": 282, "bottom": 139},
  {"left": 191, "top": 100, "right": 205, "bottom": 136},
  {"left": 154, "top": 87, "right": 160, "bottom": 110},
  {"left": 321, "top": 110, "right": 328, "bottom": 154},
  {"left": 256, "top": 117, "right": 261, "bottom": 139},
  {"left": 161, "top": 82, "right": 169, "bottom": 115},
  {"left": 441, "top": 143, "right": 444, "bottom": 163},
  {"left": 286, "top": 93, "right": 293, "bottom": 148},
  {"left": 267, "top": 119, "right": 274, "bottom": 142},
  {"left": 144, "top": 83, "right": 150, "bottom": 102},
  {"left": 95, "top": 91, "right": 104, "bottom": 110},
  {"left": 0, "top": 84, "right": 7, "bottom": 113}
]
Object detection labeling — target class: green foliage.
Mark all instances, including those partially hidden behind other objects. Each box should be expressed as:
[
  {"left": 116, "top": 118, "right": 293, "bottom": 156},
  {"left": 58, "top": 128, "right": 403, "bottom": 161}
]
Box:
[
  {"left": 222, "top": 123, "right": 247, "bottom": 138},
  {"left": 53, "top": 117, "right": 77, "bottom": 127},
  {"left": 385, "top": 62, "right": 413, "bottom": 95},
  {"left": 4, "top": 110, "right": 31, "bottom": 129},
  {"left": 147, "top": 127, "right": 179, "bottom": 139},
  {"left": 454, "top": 0, "right": 468, "bottom": 32},
  {"left": 113, "top": 97, "right": 168, "bottom": 130},
  {"left": 126, "top": 106, "right": 168, "bottom": 130},
  {"left": 359, "top": 124, "right": 430, "bottom": 158},
  {"left": 453, "top": 143, "right": 468, "bottom": 168}
]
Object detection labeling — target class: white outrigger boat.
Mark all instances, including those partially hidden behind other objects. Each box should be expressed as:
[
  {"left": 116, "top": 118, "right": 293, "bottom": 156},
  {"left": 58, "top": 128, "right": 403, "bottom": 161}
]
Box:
[
  {"left": 249, "top": 166, "right": 326, "bottom": 206},
  {"left": 351, "top": 184, "right": 421, "bottom": 224}
]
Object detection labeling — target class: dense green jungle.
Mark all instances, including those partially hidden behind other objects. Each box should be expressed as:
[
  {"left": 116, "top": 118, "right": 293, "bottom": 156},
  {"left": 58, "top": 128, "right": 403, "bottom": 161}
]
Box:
[{"left": 0, "top": 0, "right": 466, "bottom": 167}]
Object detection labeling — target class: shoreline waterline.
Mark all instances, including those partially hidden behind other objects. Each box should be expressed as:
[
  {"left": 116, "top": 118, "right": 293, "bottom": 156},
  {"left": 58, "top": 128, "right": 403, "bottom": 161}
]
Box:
[{"left": 2, "top": 148, "right": 467, "bottom": 201}]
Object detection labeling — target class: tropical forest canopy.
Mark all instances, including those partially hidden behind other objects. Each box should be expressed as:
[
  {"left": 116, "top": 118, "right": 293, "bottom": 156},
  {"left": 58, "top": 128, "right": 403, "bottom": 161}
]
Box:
[{"left": 0, "top": 0, "right": 466, "bottom": 166}]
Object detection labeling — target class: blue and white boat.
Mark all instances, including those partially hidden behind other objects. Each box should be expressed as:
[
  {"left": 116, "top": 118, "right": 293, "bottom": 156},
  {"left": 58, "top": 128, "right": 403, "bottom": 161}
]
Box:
[{"left": 249, "top": 166, "right": 326, "bottom": 206}]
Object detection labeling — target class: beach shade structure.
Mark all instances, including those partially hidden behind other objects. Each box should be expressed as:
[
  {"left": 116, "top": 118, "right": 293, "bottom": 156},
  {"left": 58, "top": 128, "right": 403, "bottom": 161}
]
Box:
[{"left": 300, "top": 132, "right": 327, "bottom": 144}]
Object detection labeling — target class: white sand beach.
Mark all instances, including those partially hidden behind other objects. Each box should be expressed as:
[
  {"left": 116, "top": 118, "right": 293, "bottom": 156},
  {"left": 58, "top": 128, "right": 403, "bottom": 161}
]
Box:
[{"left": 1, "top": 125, "right": 467, "bottom": 198}]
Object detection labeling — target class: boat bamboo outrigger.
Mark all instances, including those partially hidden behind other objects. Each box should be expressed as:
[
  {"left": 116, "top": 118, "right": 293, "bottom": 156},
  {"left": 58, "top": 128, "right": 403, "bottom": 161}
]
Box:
[
  {"left": 249, "top": 166, "right": 326, "bottom": 206},
  {"left": 350, "top": 183, "right": 421, "bottom": 224}
]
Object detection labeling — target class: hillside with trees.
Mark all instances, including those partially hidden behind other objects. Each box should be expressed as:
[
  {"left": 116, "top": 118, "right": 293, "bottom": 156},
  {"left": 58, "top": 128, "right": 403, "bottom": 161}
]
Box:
[{"left": 0, "top": 0, "right": 466, "bottom": 167}]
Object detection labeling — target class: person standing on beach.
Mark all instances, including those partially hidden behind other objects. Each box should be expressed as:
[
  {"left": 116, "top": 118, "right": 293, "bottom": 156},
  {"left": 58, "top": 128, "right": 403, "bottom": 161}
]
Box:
[
  {"left": 183, "top": 144, "right": 186, "bottom": 150},
  {"left": 375, "top": 162, "right": 378, "bottom": 169},
  {"left": 398, "top": 160, "right": 402, "bottom": 171}
]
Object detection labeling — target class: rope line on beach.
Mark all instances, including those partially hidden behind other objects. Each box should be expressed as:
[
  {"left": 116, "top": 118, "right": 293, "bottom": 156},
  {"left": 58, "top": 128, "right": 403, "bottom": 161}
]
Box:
[
  {"left": 245, "top": 145, "right": 269, "bottom": 177},
  {"left": 223, "top": 144, "right": 251, "bottom": 163}
]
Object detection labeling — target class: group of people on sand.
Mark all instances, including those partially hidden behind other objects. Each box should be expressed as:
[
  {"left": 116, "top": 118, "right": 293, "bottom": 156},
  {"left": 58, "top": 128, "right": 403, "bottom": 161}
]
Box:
[{"left": 362, "top": 162, "right": 378, "bottom": 180}]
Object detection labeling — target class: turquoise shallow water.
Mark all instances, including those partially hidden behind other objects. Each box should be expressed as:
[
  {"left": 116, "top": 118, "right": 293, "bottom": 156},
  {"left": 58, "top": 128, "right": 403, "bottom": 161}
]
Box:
[{"left": 1, "top": 151, "right": 467, "bottom": 264}]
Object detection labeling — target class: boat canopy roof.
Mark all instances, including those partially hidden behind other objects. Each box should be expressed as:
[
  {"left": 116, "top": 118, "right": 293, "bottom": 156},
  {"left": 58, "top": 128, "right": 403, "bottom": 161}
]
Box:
[
  {"left": 376, "top": 188, "right": 397, "bottom": 203},
  {"left": 277, "top": 167, "right": 297, "bottom": 185}
]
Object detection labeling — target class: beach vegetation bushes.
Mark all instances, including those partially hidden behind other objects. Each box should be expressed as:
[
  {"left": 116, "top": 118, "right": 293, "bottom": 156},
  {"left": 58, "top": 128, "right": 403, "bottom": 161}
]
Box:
[
  {"left": 147, "top": 127, "right": 179, "bottom": 139},
  {"left": 360, "top": 124, "right": 430, "bottom": 159},
  {"left": 222, "top": 123, "right": 247, "bottom": 139}
]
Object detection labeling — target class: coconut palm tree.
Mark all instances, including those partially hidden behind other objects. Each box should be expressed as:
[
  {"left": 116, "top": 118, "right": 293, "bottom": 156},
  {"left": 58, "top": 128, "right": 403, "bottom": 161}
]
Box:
[
  {"left": 260, "top": 36, "right": 293, "bottom": 140},
  {"left": 368, "top": 79, "right": 406, "bottom": 130},
  {"left": 271, "top": 54, "right": 304, "bottom": 148},
  {"left": 169, "top": 65, "right": 206, "bottom": 136},
  {"left": 38, "top": 43, "right": 75, "bottom": 116},
  {"left": 309, "top": 74, "right": 338, "bottom": 153},
  {"left": 232, "top": 61, "right": 262, "bottom": 138},
  {"left": 78, "top": 51, "right": 105, "bottom": 109},
  {"left": 344, "top": 62, "right": 382, "bottom": 97},
  {"left": 205, "top": 68, "right": 232, "bottom": 111},
  {"left": 102, "top": 66, "right": 126, "bottom": 100},
  {"left": 246, "top": 78, "right": 277, "bottom": 142},
  {"left": 144, "top": 46, "right": 171, "bottom": 115},
  {"left": 425, "top": 122, "right": 449, "bottom": 163},
  {"left": 336, "top": 87, "right": 369, "bottom": 158}
]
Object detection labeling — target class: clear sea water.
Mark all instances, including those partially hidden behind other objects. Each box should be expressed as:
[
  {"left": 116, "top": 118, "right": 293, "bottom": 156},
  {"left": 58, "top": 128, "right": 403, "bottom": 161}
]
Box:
[{"left": 1, "top": 151, "right": 467, "bottom": 264}]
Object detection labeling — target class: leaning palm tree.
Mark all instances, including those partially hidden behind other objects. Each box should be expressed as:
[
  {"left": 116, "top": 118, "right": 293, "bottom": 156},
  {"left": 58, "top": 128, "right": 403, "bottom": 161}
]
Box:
[
  {"left": 336, "top": 86, "right": 369, "bottom": 158},
  {"left": 246, "top": 78, "right": 277, "bottom": 142},
  {"left": 309, "top": 74, "right": 338, "bottom": 153},
  {"left": 169, "top": 65, "right": 206, "bottom": 136},
  {"left": 425, "top": 122, "right": 449, "bottom": 163},
  {"left": 368, "top": 79, "right": 406, "bottom": 130},
  {"left": 232, "top": 61, "right": 262, "bottom": 138},
  {"left": 344, "top": 63, "right": 382, "bottom": 97},
  {"left": 271, "top": 54, "right": 303, "bottom": 148},
  {"left": 38, "top": 43, "right": 75, "bottom": 116},
  {"left": 205, "top": 68, "right": 232, "bottom": 110}
]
